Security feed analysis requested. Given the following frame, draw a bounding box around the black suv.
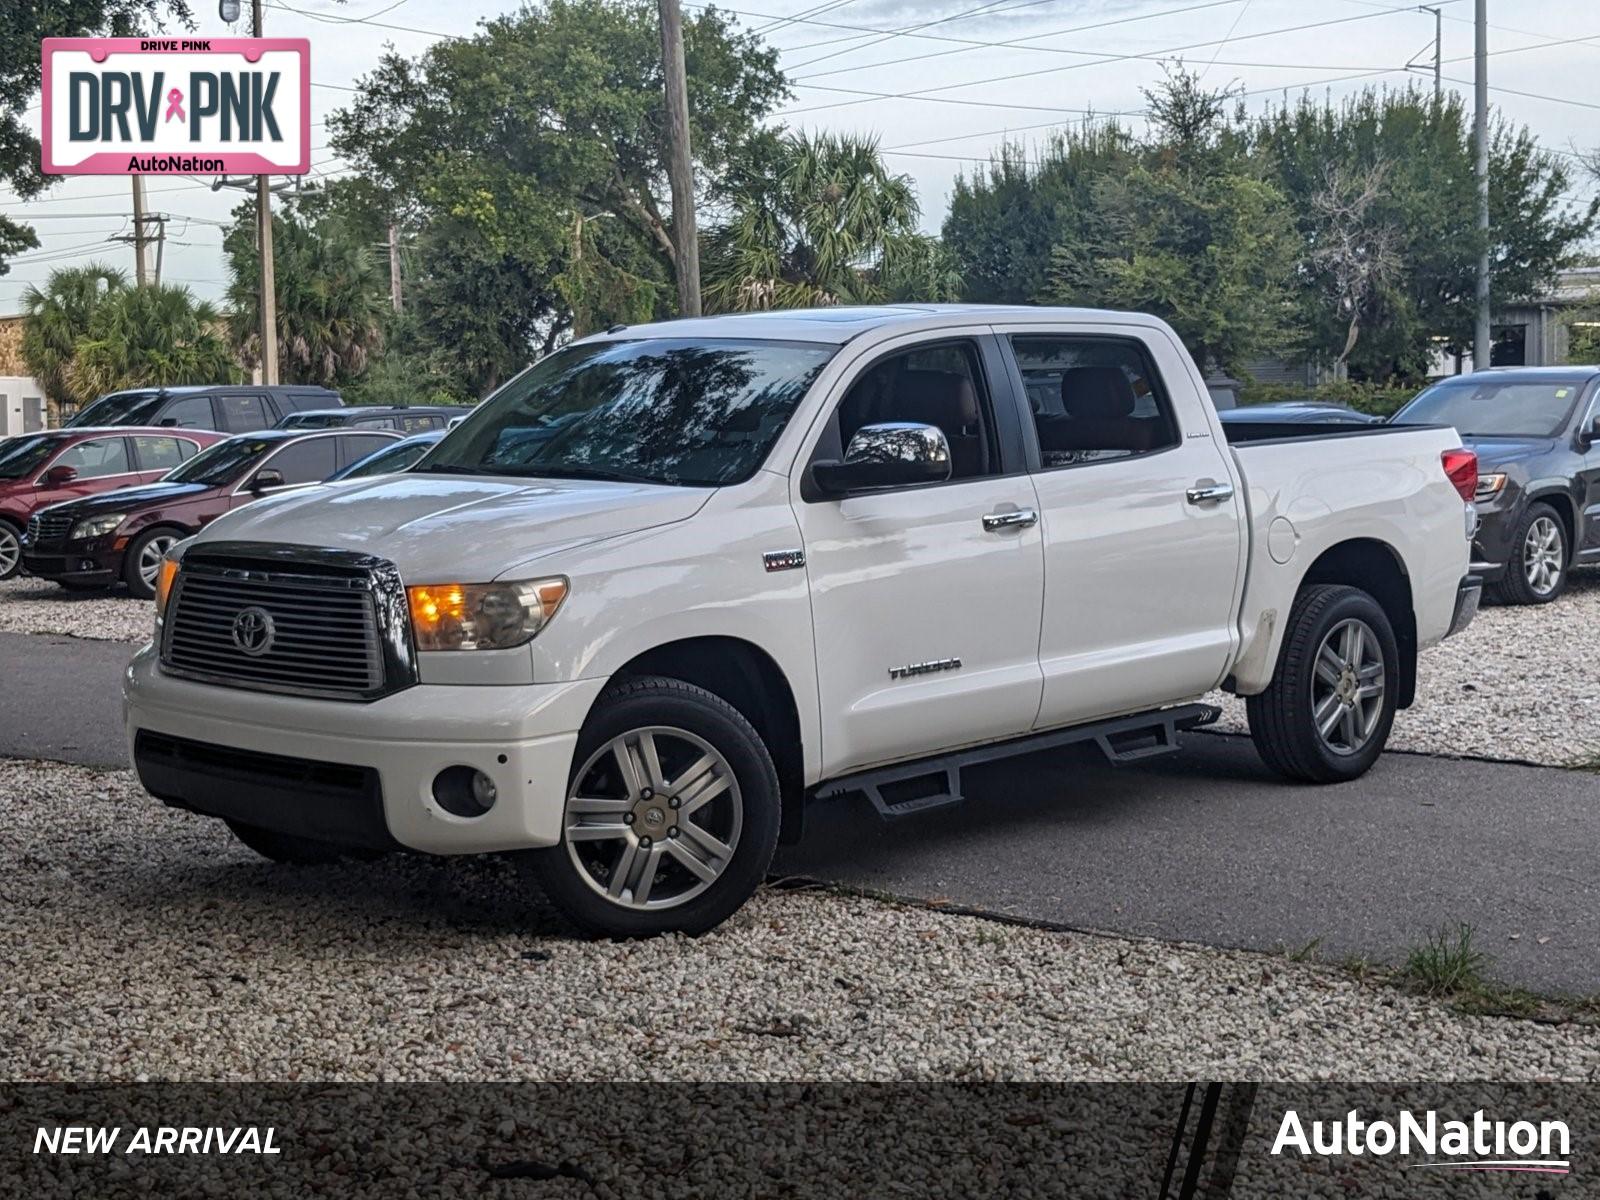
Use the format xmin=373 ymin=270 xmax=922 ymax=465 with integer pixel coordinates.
xmin=1393 ymin=366 xmax=1600 ymax=604
xmin=274 ymin=405 xmax=464 ymax=434
xmin=66 ymin=385 xmax=342 ymax=434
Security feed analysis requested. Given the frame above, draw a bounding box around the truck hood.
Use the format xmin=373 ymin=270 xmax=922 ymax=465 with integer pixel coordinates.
xmin=1461 ymin=435 xmax=1559 ymax=469
xmin=193 ymin=472 xmax=714 ymax=581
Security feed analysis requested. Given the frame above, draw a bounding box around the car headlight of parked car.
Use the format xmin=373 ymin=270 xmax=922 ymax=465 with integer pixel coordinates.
xmin=406 ymin=577 xmax=568 ymax=651
xmin=70 ymin=512 xmax=127 ymax=541
xmin=1474 ymin=473 xmax=1506 ymax=502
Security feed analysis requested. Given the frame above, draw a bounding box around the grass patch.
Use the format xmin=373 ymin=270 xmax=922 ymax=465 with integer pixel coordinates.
xmin=1400 ymin=924 xmax=1485 ymax=996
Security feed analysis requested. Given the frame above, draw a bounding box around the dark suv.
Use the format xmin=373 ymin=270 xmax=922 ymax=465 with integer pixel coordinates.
xmin=275 ymin=405 xmax=463 ymax=433
xmin=1393 ymin=366 xmax=1600 ymax=604
xmin=66 ymin=385 xmax=342 ymax=433
xmin=20 ymin=428 xmax=398 ymax=597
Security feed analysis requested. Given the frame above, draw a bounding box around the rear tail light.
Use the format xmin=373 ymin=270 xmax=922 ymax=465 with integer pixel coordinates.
xmin=1441 ymin=448 xmax=1478 ymax=503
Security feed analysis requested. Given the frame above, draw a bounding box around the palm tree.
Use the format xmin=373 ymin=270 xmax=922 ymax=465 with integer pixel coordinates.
xmin=67 ymin=284 xmax=239 ymax=399
xmin=20 ymin=263 xmax=127 ymax=406
xmin=705 ymin=132 xmax=960 ymax=311
xmin=226 ymin=210 xmax=385 ymax=387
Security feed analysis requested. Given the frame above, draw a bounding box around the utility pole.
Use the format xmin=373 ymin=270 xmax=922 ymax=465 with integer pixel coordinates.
xmin=253 ymin=0 xmax=279 ymax=383
xmin=658 ymin=0 xmax=701 ymax=317
xmin=1473 ymin=0 xmax=1490 ymax=370
xmin=1423 ymin=5 xmax=1442 ymax=100
xmin=388 ymin=223 xmax=403 ymax=312
xmin=130 ymin=176 xmax=150 ymax=285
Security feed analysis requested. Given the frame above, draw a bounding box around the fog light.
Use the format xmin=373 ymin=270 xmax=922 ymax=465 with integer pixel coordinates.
xmin=432 ymin=766 xmax=498 ymax=817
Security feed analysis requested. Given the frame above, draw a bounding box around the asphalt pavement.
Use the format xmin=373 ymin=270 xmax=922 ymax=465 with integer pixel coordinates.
xmin=4 ymin=629 xmax=1597 ymax=993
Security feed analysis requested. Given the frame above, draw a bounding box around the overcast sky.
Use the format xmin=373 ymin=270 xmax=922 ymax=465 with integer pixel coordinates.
xmin=3 ymin=0 xmax=1598 ymax=311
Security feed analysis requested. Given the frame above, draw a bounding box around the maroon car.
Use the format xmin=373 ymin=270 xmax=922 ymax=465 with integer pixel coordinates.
xmin=0 ymin=427 xmax=224 ymax=581
xmin=20 ymin=428 xmax=399 ymax=597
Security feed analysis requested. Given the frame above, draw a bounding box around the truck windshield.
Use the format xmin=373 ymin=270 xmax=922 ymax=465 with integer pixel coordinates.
xmin=417 ymin=338 xmax=836 ymax=487
xmin=1395 ymin=379 xmax=1586 ymax=438
xmin=0 ymin=434 xmax=62 ymax=479
xmin=66 ymin=390 xmax=163 ymax=428
xmin=165 ymin=436 xmax=273 ymax=487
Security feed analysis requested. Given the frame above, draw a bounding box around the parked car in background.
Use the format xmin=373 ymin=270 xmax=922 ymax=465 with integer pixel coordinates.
xmin=1392 ymin=367 xmax=1600 ymax=604
xmin=276 ymin=405 xmax=463 ymax=434
xmin=0 ymin=427 xmax=224 ymax=580
xmin=21 ymin=428 xmax=399 ymax=597
xmin=66 ymin=385 xmax=342 ymax=433
xmin=1218 ymin=401 xmax=1386 ymax=427
xmin=326 ymin=430 xmax=446 ymax=482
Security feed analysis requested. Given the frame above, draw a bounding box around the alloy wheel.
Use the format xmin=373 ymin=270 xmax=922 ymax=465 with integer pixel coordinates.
xmin=1523 ymin=515 xmax=1563 ymax=597
xmin=1310 ymin=617 xmax=1385 ymax=756
xmin=0 ymin=524 xmax=18 ymax=579
xmin=564 ymin=726 xmax=743 ymax=910
xmin=138 ymin=534 xmax=178 ymax=589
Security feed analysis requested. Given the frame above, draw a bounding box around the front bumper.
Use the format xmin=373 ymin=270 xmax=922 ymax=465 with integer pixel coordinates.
xmin=21 ymin=542 xmax=120 ymax=584
xmin=124 ymin=645 xmax=605 ymax=854
xmin=1448 ymin=574 xmax=1482 ymax=638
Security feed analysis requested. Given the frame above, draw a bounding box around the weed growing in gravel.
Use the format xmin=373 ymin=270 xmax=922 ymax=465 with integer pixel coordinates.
xmin=1402 ymin=924 xmax=1485 ymax=996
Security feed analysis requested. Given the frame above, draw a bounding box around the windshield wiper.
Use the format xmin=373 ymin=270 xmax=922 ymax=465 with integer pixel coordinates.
xmin=415 ymin=463 xmax=498 ymax=476
xmin=501 ymin=464 xmax=665 ymax=485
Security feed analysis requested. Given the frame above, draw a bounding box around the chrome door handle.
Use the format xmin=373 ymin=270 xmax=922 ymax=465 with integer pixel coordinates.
xmin=982 ymin=508 xmax=1039 ymax=531
xmin=1185 ymin=482 xmax=1235 ymax=505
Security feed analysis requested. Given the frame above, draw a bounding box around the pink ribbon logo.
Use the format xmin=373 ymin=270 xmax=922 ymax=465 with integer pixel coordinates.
xmin=164 ymin=88 xmax=185 ymax=123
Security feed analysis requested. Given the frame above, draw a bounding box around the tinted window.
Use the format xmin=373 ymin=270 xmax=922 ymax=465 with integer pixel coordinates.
xmin=0 ymin=435 xmax=63 ymax=479
xmin=1395 ymin=378 xmax=1587 ymax=438
xmin=338 ymin=439 xmax=430 ymax=479
xmin=354 ymin=416 xmax=398 ymax=430
xmin=55 ymin=437 xmax=131 ymax=479
xmin=419 ymin=339 xmax=836 ymax=487
xmin=835 ymin=341 xmax=997 ymax=480
xmin=279 ymin=412 xmax=343 ymax=429
xmin=337 ymin=434 xmax=397 ymax=466
xmin=402 ymin=413 xmax=445 ymax=433
xmin=131 ymin=436 xmax=188 ymax=472
xmin=65 ymin=389 xmax=161 ymax=427
xmin=217 ymin=394 xmax=270 ymax=432
xmin=167 ymin=437 xmax=274 ymax=487
xmin=160 ymin=394 xmax=217 ymax=430
xmin=1010 ymin=336 xmax=1180 ymax=467
xmin=265 ymin=437 xmax=338 ymax=484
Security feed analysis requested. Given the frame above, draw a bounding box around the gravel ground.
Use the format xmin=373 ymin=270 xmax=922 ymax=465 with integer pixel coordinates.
xmin=0 ymin=574 xmax=151 ymax=643
xmin=1211 ymin=566 xmax=1600 ymax=767
xmin=3 ymin=757 xmax=1598 ymax=1084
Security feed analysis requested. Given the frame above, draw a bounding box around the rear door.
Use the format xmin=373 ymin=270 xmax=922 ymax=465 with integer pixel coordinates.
xmin=156 ymin=393 xmax=219 ymax=431
xmin=216 ymin=393 xmax=273 ymax=434
xmin=335 ymin=433 xmax=399 ymax=471
xmin=128 ymin=435 xmax=192 ymax=482
xmin=1001 ymin=326 xmax=1244 ymax=729
xmin=1578 ymin=382 xmax=1600 ymax=560
xmin=793 ymin=331 xmax=1045 ymax=776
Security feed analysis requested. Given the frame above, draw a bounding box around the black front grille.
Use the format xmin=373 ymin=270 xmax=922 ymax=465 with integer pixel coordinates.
xmin=160 ymin=546 xmax=414 ymax=701
xmin=24 ymin=511 xmax=73 ymax=545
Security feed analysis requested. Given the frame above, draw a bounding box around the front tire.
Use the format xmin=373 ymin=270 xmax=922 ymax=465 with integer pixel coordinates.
xmin=123 ymin=527 xmax=181 ymax=599
xmin=1488 ymin=502 xmax=1567 ymax=606
xmin=527 ymin=676 xmax=781 ymax=937
xmin=0 ymin=520 xmax=21 ymax=580
xmin=1247 ymin=584 xmax=1398 ymax=783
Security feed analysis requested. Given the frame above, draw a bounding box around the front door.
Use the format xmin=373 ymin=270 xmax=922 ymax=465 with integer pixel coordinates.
xmin=794 ymin=335 xmax=1045 ymax=777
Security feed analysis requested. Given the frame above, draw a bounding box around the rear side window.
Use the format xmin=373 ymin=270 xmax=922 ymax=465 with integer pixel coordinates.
xmin=1010 ymin=336 xmax=1179 ymax=468
xmin=218 ymin=394 xmax=271 ymax=433
xmin=402 ymin=414 xmax=444 ymax=433
xmin=160 ymin=394 xmax=217 ymax=430
xmin=337 ymin=434 xmax=397 ymax=467
xmin=264 ymin=438 xmax=338 ymax=484
xmin=131 ymin=436 xmax=187 ymax=472
xmin=354 ymin=416 xmax=397 ymax=430
xmin=56 ymin=437 xmax=131 ymax=479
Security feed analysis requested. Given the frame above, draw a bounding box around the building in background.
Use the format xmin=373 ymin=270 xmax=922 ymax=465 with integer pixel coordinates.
xmin=0 ymin=315 xmax=48 ymax=435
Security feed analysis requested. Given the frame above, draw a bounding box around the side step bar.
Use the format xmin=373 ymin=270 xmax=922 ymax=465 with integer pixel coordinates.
xmin=813 ymin=703 xmax=1220 ymax=822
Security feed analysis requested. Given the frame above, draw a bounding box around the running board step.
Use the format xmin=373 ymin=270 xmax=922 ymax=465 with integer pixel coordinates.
xmin=815 ymin=703 xmax=1219 ymax=822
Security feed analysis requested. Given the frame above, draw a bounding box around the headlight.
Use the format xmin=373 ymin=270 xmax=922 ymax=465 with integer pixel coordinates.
xmin=1474 ymin=473 xmax=1506 ymax=502
xmin=70 ymin=512 xmax=126 ymax=541
xmin=406 ymin=577 xmax=568 ymax=651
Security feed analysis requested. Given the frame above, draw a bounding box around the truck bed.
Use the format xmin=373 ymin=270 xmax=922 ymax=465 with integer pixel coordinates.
xmin=1220 ymin=420 xmax=1425 ymax=445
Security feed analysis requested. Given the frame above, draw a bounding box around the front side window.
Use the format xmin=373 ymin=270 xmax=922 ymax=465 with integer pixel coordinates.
xmin=1395 ymin=378 xmax=1587 ymax=438
xmin=167 ymin=437 xmax=274 ymax=487
xmin=1011 ymin=336 xmax=1180 ymax=468
xmin=67 ymin=389 xmax=162 ymax=427
xmin=160 ymin=394 xmax=218 ymax=430
xmin=419 ymin=338 xmax=836 ymax=487
xmin=0 ymin=435 xmax=63 ymax=479
xmin=263 ymin=438 xmax=339 ymax=485
xmin=834 ymin=341 xmax=997 ymax=480
xmin=55 ymin=437 xmax=130 ymax=479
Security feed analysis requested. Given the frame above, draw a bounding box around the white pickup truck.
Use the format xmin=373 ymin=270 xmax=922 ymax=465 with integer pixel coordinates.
xmin=124 ymin=306 xmax=1481 ymax=935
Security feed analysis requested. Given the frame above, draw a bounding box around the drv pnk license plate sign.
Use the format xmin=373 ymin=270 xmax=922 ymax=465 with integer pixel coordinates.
xmin=41 ymin=38 xmax=309 ymax=176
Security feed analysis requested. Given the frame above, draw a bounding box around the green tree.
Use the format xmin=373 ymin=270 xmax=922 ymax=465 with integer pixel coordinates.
xmin=704 ymin=132 xmax=956 ymax=310
xmin=0 ymin=2 xmax=192 ymax=273
xmin=224 ymin=201 xmax=386 ymax=389
xmin=66 ymin=283 xmax=237 ymax=399
xmin=20 ymin=263 xmax=127 ymax=404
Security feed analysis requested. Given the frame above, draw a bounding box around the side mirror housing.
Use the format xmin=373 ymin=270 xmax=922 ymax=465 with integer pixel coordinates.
xmin=811 ymin=422 xmax=953 ymax=496
xmin=1582 ymin=414 xmax=1600 ymax=449
xmin=41 ymin=464 xmax=78 ymax=487
xmin=249 ymin=468 xmax=286 ymax=493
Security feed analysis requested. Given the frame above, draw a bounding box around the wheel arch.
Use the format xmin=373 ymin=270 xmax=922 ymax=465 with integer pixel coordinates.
xmin=593 ymin=636 xmax=807 ymax=844
xmin=1297 ymin=538 xmax=1417 ymax=709
xmin=1524 ymin=490 xmax=1577 ymax=561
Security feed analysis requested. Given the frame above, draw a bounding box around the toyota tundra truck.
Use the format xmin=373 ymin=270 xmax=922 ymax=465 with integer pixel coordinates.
xmin=124 ymin=306 xmax=1481 ymax=936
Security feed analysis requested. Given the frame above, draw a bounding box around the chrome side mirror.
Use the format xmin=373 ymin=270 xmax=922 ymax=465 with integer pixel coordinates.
xmin=812 ymin=422 xmax=953 ymax=496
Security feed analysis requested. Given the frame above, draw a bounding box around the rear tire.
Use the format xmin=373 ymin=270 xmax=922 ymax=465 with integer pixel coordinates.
xmin=1487 ymin=502 xmax=1567 ymax=606
xmin=1247 ymin=584 xmax=1398 ymax=783
xmin=225 ymin=819 xmax=354 ymax=865
xmin=526 ymin=675 xmax=781 ymax=938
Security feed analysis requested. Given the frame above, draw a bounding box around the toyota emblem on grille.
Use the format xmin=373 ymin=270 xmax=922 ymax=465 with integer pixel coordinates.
xmin=230 ymin=606 xmax=276 ymax=657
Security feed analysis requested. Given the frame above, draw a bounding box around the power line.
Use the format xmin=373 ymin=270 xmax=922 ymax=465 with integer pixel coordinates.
xmin=785 ymin=0 xmax=1072 ymax=71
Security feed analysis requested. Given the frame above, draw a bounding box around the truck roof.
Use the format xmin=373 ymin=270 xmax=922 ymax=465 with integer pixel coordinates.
xmin=588 ymin=304 xmax=1170 ymax=346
